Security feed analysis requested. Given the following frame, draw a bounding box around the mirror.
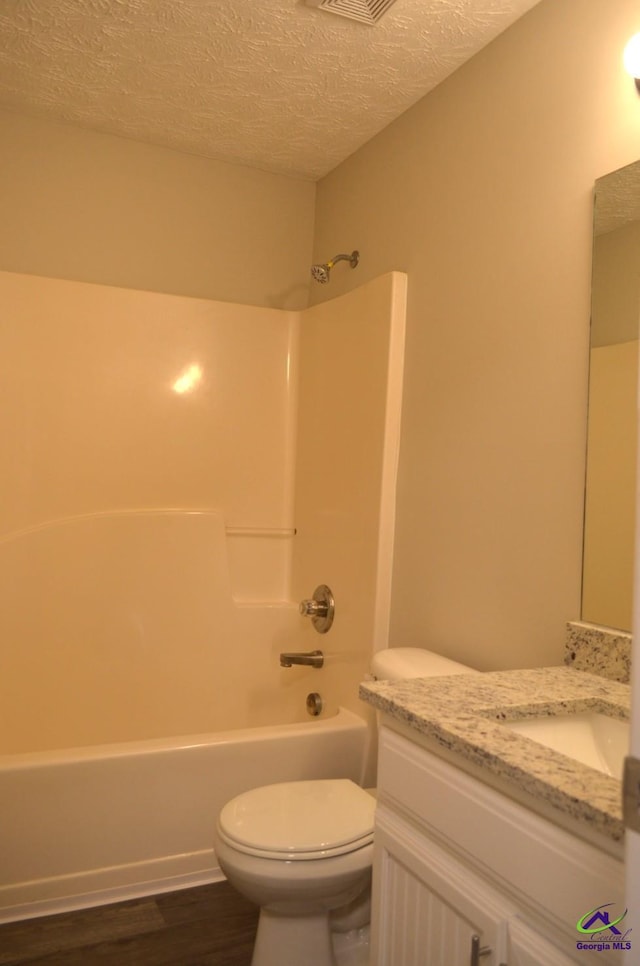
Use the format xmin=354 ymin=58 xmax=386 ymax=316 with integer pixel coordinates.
xmin=581 ymin=160 xmax=640 ymax=632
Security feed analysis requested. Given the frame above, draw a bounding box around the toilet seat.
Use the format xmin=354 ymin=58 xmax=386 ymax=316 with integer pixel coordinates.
xmin=217 ymin=779 xmax=375 ymax=861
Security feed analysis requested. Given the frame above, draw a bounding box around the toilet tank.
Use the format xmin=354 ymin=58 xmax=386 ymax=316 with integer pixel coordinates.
xmin=370 ymin=646 xmax=474 ymax=681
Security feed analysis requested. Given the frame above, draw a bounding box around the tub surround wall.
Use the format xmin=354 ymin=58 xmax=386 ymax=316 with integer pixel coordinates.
xmin=0 ymin=510 xmax=304 ymax=755
xmin=0 ymin=270 xmax=298 ymax=538
xmin=0 ymin=270 xmax=304 ymax=753
xmin=0 ymin=268 xmax=404 ymax=755
xmin=290 ymin=272 xmax=406 ymax=723
xmin=564 ymin=620 xmax=631 ymax=684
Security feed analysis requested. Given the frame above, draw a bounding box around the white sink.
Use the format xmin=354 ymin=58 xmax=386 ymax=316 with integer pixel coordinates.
xmin=503 ymin=712 xmax=628 ymax=779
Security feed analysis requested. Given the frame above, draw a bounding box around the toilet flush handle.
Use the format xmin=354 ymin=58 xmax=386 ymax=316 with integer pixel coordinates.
xmin=299 ymin=584 xmax=334 ymax=634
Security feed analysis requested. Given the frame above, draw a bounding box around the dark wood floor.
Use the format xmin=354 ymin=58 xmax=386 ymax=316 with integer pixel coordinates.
xmin=0 ymin=882 xmax=259 ymax=966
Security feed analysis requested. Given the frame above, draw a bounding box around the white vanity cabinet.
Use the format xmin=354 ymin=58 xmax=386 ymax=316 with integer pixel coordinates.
xmin=373 ymin=807 xmax=509 ymax=964
xmin=371 ymin=724 xmax=625 ymax=966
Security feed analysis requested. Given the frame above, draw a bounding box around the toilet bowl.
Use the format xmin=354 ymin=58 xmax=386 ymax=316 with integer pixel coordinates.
xmin=214 ymin=647 xmax=475 ymax=966
xmin=214 ymin=779 xmax=374 ymax=966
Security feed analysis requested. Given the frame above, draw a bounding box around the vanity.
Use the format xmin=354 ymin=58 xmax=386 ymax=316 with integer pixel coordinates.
xmin=360 ymin=665 xmax=629 ymax=966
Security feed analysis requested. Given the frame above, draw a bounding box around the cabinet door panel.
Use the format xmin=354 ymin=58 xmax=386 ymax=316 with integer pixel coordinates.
xmin=378 ymin=849 xmax=489 ymax=965
xmin=372 ymin=807 xmax=508 ymax=966
xmin=508 ymin=917 xmax=615 ymax=966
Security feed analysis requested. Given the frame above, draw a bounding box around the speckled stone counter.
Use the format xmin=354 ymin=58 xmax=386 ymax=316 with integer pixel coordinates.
xmin=359 ymin=667 xmax=629 ymax=846
xmin=565 ymin=620 xmax=631 ymax=683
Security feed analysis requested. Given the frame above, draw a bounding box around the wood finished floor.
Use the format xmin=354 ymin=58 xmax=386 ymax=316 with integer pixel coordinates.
xmin=0 ymin=883 xmax=259 ymax=966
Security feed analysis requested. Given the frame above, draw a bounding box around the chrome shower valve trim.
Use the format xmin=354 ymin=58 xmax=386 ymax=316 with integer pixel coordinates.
xmin=299 ymin=584 xmax=335 ymax=633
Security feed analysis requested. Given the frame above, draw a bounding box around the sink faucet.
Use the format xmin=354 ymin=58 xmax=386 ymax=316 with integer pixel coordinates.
xmin=280 ymin=650 xmax=324 ymax=669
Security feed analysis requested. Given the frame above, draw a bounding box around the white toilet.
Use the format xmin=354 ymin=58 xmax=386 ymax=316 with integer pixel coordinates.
xmin=213 ymin=647 xmax=474 ymax=966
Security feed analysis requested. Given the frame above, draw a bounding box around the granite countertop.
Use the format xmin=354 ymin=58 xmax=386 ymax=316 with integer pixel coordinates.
xmin=359 ymin=667 xmax=630 ymax=846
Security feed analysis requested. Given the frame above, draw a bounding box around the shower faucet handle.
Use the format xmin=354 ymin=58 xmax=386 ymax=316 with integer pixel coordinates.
xmin=299 ymin=598 xmax=328 ymax=618
xmin=298 ymin=584 xmax=334 ymax=634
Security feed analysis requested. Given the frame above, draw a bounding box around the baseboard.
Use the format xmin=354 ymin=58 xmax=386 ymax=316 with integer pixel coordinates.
xmin=0 ymin=850 xmax=225 ymax=923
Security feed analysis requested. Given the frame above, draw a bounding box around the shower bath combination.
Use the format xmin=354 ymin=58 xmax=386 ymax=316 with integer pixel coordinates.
xmin=0 ymin=266 xmax=407 ymax=931
xmin=311 ymin=250 xmax=359 ymax=283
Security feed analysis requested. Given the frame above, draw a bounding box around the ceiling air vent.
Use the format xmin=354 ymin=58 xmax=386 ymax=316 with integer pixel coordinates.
xmin=305 ymin=0 xmax=399 ymax=26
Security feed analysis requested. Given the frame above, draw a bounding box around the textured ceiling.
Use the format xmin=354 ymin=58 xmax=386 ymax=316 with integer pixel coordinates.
xmin=0 ymin=0 xmax=541 ymax=181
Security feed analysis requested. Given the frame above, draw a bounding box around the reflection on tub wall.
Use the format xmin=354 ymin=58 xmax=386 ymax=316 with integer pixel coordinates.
xmin=0 ymin=509 xmax=298 ymax=753
xmin=0 ymin=270 xmax=300 ymax=754
xmin=0 ymin=270 xmax=297 ymax=537
xmin=0 ymin=269 xmax=406 ymax=757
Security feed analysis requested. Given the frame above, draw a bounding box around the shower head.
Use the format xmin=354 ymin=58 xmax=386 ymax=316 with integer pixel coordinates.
xmin=311 ymin=263 xmax=331 ymax=284
xmin=310 ymin=250 xmax=359 ymax=284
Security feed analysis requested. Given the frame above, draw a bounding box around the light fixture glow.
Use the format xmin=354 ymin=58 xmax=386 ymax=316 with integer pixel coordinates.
xmin=623 ymin=33 xmax=640 ymax=90
xmin=172 ymin=363 xmax=203 ymax=394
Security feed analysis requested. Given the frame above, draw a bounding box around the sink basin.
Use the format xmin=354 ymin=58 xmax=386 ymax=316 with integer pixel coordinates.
xmin=503 ymin=712 xmax=628 ymax=778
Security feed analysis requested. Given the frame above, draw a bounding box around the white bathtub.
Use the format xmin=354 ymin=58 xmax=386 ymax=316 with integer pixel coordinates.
xmin=0 ymin=708 xmax=369 ymax=923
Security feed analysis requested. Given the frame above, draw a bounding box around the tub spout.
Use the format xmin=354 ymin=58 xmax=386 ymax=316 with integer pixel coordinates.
xmin=280 ymin=650 xmax=324 ymax=669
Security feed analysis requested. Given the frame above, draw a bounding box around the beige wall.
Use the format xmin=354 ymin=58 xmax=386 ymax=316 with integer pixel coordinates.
xmin=311 ymin=0 xmax=640 ymax=670
xmin=0 ymin=109 xmax=315 ymax=309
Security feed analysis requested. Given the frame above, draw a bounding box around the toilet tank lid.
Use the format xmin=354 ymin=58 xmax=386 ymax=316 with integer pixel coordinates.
xmin=371 ymin=646 xmax=473 ymax=680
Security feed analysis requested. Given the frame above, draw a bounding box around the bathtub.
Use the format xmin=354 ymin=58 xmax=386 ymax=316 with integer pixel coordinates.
xmin=0 ymin=707 xmax=369 ymax=923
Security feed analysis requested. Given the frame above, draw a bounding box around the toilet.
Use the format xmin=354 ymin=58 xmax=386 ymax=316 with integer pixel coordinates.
xmin=213 ymin=647 xmax=475 ymax=966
